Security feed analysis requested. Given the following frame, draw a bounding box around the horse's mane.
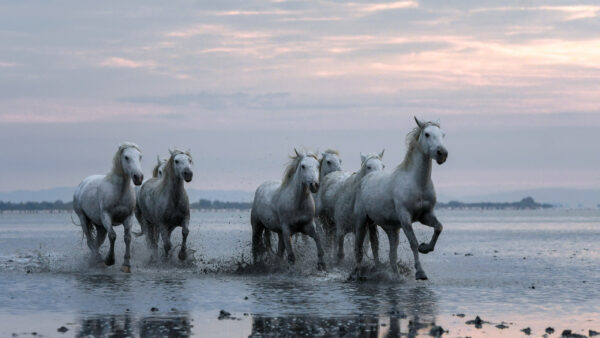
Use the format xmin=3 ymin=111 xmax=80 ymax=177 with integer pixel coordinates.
xmin=152 ymin=156 xmax=167 ymax=178
xmin=282 ymin=152 xmax=318 ymax=186
xmin=111 ymin=142 xmax=141 ymax=177
xmin=397 ymin=121 xmax=440 ymax=170
xmin=160 ymin=149 xmax=193 ymax=184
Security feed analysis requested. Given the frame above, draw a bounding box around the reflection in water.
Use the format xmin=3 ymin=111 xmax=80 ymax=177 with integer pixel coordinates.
xmin=76 ymin=313 xmax=192 ymax=338
xmin=250 ymin=314 xmax=444 ymax=337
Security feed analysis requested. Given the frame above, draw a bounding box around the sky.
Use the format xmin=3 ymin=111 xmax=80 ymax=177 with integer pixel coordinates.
xmin=1 ymin=0 xmax=599 ymax=198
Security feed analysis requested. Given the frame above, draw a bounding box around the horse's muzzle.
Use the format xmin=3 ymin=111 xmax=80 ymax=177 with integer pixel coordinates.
xmin=436 ymin=148 xmax=448 ymax=164
xmin=183 ymin=170 xmax=193 ymax=182
xmin=309 ymin=182 xmax=319 ymax=193
xmin=133 ymin=174 xmax=144 ymax=186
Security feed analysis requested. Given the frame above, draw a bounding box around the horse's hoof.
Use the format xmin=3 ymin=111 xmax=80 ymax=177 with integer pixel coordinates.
xmin=418 ymin=243 xmax=433 ymax=254
xmin=104 ymin=257 xmax=115 ymax=266
xmin=287 ymin=256 xmax=296 ymax=265
xmin=317 ymin=262 xmax=326 ymax=271
xmin=178 ymin=250 xmax=187 ymax=261
xmin=415 ymin=270 xmax=428 ymax=280
xmin=120 ymin=265 xmax=131 ymax=273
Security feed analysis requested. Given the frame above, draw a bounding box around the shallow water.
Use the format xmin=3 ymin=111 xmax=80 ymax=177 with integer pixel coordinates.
xmin=0 ymin=209 xmax=599 ymax=337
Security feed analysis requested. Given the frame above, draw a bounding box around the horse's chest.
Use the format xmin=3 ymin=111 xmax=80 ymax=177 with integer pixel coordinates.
xmin=163 ymin=210 xmax=187 ymax=227
xmin=110 ymin=206 xmax=132 ymax=224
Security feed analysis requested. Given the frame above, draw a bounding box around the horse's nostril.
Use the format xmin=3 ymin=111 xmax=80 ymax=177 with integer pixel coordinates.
xmin=315 ymin=183 xmax=320 ymax=189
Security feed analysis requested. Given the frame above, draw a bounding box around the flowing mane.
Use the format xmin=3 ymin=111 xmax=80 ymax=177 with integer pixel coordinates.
xmin=111 ymin=142 xmax=141 ymax=177
xmin=282 ymin=152 xmax=318 ymax=186
xmin=397 ymin=121 xmax=440 ymax=170
xmin=160 ymin=149 xmax=193 ymax=183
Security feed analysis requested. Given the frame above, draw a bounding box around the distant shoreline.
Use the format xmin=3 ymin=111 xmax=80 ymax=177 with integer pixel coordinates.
xmin=0 ymin=197 xmax=555 ymax=213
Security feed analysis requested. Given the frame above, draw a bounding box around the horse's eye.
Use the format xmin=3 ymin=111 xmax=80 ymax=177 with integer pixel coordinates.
xmin=367 ymin=166 xmax=371 ymax=170
xmin=327 ymin=160 xmax=331 ymax=165
xmin=175 ymin=160 xmax=179 ymax=164
xmin=301 ymin=165 xmax=306 ymax=169
xmin=425 ymin=133 xmax=430 ymax=138
xmin=124 ymin=156 xmax=129 ymax=161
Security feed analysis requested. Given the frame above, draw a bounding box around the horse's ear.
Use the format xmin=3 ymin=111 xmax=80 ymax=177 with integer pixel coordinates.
xmin=360 ymin=152 xmax=367 ymax=163
xmin=169 ymin=149 xmax=174 ymax=156
xmin=379 ymin=149 xmax=385 ymax=158
xmin=294 ymin=148 xmax=300 ymax=157
xmin=156 ymin=155 xmax=161 ymax=164
xmin=414 ymin=116 xmax=425 ymax=128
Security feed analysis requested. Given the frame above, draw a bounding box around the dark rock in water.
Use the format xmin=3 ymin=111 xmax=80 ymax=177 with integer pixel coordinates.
xmin=546 ymin=327 xmax=555 ymax=334
xmin=521 ymin=327 xmax=531 ymax=335
xmin=218 ymin=310 xmax=231 ymax=320
xmin=57 ymin=326 xmax=69 ymax=333
xmin=496 ymin=323 xmax=509 ymax=329
xmin=454 ymin=313 xmax=465 ymax=318
xmin=244 ymin=296 xmax=248 ymax=300
xmin=465 ymin=316 xmax=486 ymax=329
xmin=561 ymin=329 xmax=587 ymax=338
xmin=530 ymin=285 xmax=536 ymax=289
xmin=464 ymin=253 xmax=473 ymax=256
xmin=429 ymin=325 xmax=445 ymax=336
xmin=590 ymin=330 xmax=599 ymax=336
xmin=150 ymin=307 xmax=159 ymax=312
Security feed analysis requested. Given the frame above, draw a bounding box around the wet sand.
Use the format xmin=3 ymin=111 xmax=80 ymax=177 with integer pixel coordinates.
xmin=0 ymin=209 xmax=599 ymax=337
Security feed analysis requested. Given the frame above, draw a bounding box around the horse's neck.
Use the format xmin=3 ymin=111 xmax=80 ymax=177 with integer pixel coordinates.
xmin=401 ymin=148 xmax=432 ymax=187
xmin=162 ymin=172 xmax=184 ymax=200
xmin=285 ymin=172 xmax=310 ymax=205
xmin=107 ymin=171 xmax=131 ymax=193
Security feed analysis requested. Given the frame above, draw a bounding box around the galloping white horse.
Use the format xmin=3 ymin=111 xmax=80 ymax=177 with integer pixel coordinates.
xmin=333 ymin=151 xmax=384 ymax=263
xmin=353 ymin=118 xmax=448 ymax=280
xmin=152 ymin=156 xmax=167 ymax=178
xmin=251 ymin=149 xmax=326 ymax=270
xmin=73 ymin=142 xmax=144 ymax=273
xmin=314 ymin=149 xmax=343 ymax=246
xmin=136 ymin=149 xmax=193 ymax=262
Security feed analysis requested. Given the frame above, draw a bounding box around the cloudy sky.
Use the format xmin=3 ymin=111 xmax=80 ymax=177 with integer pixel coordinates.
xmin=1 ymin=0 xmax=599 ymax=197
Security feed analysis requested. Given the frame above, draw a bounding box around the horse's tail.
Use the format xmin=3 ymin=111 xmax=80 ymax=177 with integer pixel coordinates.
xmin=70 ymin=212 xmax=80 ymax=227
xmin=133 ymin=229 xmax=144 ymax=237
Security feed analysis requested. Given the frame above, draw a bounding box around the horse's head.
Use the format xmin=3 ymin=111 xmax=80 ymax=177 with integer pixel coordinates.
xmin=118 ymin=143 xmax=144 ymax=185
xmin=152 ymin=156 xmax=167 ymax=178
xmin=320 ymin=150 xmax=342 ymax=177
xmin=360 ymin=149 xmax=385 ymax=173
xmin=169 ymin=149 xmax=193 ymax=182
xmin=294 ymin=149 xmax=320 ymax=193
xmin=415 ymin=117 xmax=448 ymax=165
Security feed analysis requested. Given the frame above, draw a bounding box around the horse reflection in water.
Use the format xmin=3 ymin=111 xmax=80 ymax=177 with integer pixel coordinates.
xmin=76 ymin=313 xmax=191 ymax=337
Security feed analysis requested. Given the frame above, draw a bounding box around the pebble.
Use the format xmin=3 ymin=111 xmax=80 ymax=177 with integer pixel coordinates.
xmin=561 ymin=329 xmax=587 ymax=338
xmin=429 ymin=325 xmax=445 ymax=337
xmin=57 ymin=326 xmax=69 ymax=333
xmin=590 ymin=330 xmax=599 ymax=336
xmin=218 ymin=310 xmax=231 ymax=320
xmin=496 ymin=324 xmax=509 ymax=329
xmin=546 ymin=327 xmax=554 ymax=334
xmin=465 ymin=316 xmax=485 ymax=329
xmin=521 ymin=327 xmax=531 ymax=335
xmin=150 ymin=307 xmax=159 ymax=312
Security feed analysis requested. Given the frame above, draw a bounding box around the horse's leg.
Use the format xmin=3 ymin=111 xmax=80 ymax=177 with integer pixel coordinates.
xmin=263 ymin=229 xmax=273 ymax=254
xmin=276 ymin=232 xmax=285 ymax=258
xmin=120 ymin=216 xmax=133 ymax=273
xmin=251 ymin=219 xmax=265 ymax=263
xmin=304 ymin=221 xmax=326 ymax=271
xmin=160 ymin=226 xmax=173 ymax=261
xmin=367 ymin=223 xmax=380 ymax=266
xmin=178 ymin=217 xmax=190 ymax=261
xmin=418 ymin=212 xmax=443 ymax=254
xmin=101 ymin=212 xmax=116 ymax=266
xmin=385 ymin=227 xmax=400 ymax=276
xmin=354 ymin=217 xmax=368 ymax=268
xmin=281 ymin=224 xmax=295 ymax=264
xmin=335 ymin=224 xmax=345 ymax=263
xmin=140 ymin=217 xmax=158 ymax=263
xmin=397 ymin=210 xmax=427 ymax=280
xmin=94 ymin=225 xmax=107 ymax=264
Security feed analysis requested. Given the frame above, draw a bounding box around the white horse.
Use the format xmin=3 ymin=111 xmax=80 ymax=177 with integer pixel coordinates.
xmin=135 ymin=149 xmax=193 ymax=262
xmin=251 ymin=149 xmax=326 ymax=270
xmin=314 ymin=149 xmax=343 ymax=246
xmin=353 ymin=117 xmax=448 ymax=280
xmin=333 ymin=151 xmax=385 ymax=263
xmin=152 ymin=156 xmax=167 ymax=178
xmin=73 ymin=142 xmax=144 ymax=273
